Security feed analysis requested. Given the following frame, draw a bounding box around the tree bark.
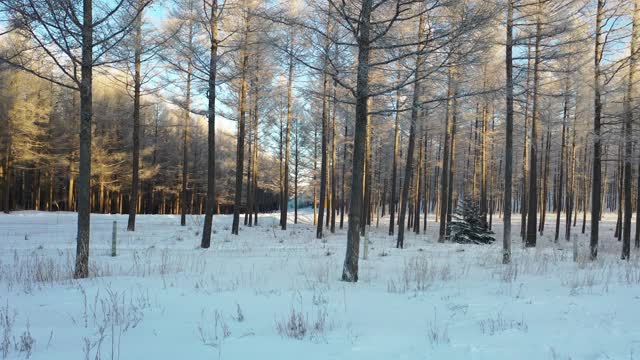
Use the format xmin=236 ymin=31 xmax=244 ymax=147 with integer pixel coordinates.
xmin=565 ymin=111 xmax=577 ymax=241
xmin=317 ymin=15 xmax=331 ymax=240
xmin=180 ymin=71 xmax=191 ymax=227
xmin=313 ymin=120 xmax=317 ymax=225
xmin=539 ymin=128 xmax=550 ymax=234
xmin=521 ymin=40 xmax=532 ymax=239
xmin=615 ymin=146 xmax=623 ymax=239
xmin=555 ymin=81 xmax=568 ymax=242
xmin=503 ymin=0 xmax=514 ymax=264
xmin=397 ymin=14 xmax=425 ymax=248
xmin=582 ymin=148 xmax=589 ymax=234
xmin=318 ymin=123 xmax=328 ymax=229
xmin=480 ymin=104 xmax=488 ymax=224
xmin=622 ymin=0 xmax=638 ymax=258
xmin=447 ymin=85 xmax=458 ymax=233
xmin=330 ymin=80 xmax=337 ymax=233
xmin=590 ymin=0 xmax=604 ymax=259
xmin=74 ymin=0 xmax=93 ymax=279
xmin=127 ymin=4 xmax=143 ymax=232
xmin=340 ymin=117 xmax=347 ymax=229
xmin=294 ymin=117 xmax=299 ymax=224
xmin=232 ymin=16 xmax=249 ymax=235
xmin=245 ymin=126 xmax=252 ymax=226
xmin=342 ymin=0 xmax=372 ymax=282
xmin=635 ymin=161 xmax=640 ymax=248
xmin=438 ymin=69 xmax=454 ymax=243
xmin=526 ymin=0 xmax=542 ymax=248
xmin=2 ymin=118 xmax=10 ymax=214
xmin=281 ymin=47 xmax=294 ymax=230
xmin=413 ymin=125 xmax=424 ymax=234
xmin=181 ymin=19 xmax=194 ymax=227
xmin=361 ymin=100 xmax=372 ymax=235
xmin=252 ymin=91 xmax=259 ymax=226
xmin=389 ymin=81 xmax=401 ymax=236
xmin=423 ymin=132 xmax=429 ymax=232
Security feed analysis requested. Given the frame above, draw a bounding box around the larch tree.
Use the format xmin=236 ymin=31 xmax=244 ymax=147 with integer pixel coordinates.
xmin=232 ymin=2 xmax=251 ymax=236
xmin=590 ymin=0 xmax=604 ymax=259
xmin=503 ymin=0 xmax=514 ymax=264
xmin=525 ymin=0 xmax=543 ymax=248
xmin=622 ymin=0 xmax=638 ymax=260
xmin=397 ymin=13 xmax=426 ymax=249
xmin=201 ymin=0 xmax=223 ymax=248
xmin=0 ymin=0 xmax=151 ymax=278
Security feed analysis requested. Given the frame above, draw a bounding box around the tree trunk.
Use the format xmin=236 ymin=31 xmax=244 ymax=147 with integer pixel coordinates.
xmin=245 ymin=110 xmax=253 ymax=226
xmin=361 ymin=101 xmax=372 ymax=235
xmin=622 ymin=0 xmax=637 ymax=258
xmin=389 ymin=81 xmax=401 ymax=236
xmin=555 ymin=83 xmax=568 ymax=242
xmin=489 ymin=115 xmax=496 ymax=230
xmin=313 ymin=121 xmax=317 ymax=225
xmin=503 ymin=0 xmax=514 ymax=264
xmin=340 ymin=118 xmax=347 ymax=229
xmin=432 ymin=140 xmax=439 ymax=218
xmin=281 ymin=48 xmax=294 ymax=230
xmin=330 ymin=80 xmax=337 ymax=233
xmin=480 ymin=74 xmax=489 ymax=225
xmin=582 ymin=148 xmax=589 ymax=234
xmin=464 ymin=108 xmax=474 ymax=198
xmin=565 ymin=111 xmax=577 ymax=241
xmin=526 ymin=0 xmax=542 ymax=248
xmin=294 ymin=117 xmax=299 ymax=224
xmin=180 ymin=72 xmax=191 ymax=227
xmin=397 ymin=14 xmax=425 ymax=248
xmin=279 ymin=114 xmax=284 ymax=225
xmin=635 ymin=161 xmax=640 ymax=249
xmin=342 ymin=0 xmax=372 ymax=282
xmin=232 ymin=17 xmax=249 ymax=235
xmin=2 ymin=123 xmax=10 ymax=214
xmin=591 ymin=0 xmax=604 ymax=259
xmin=127 ymin=4 xmax=143 ymax=232
xmin=615 ymin=146 xmax=623 ymax=238
xmin=447 ymin=85 xmax=458 ymax=233
xmin=74 ymin=0 xmax=93 ymax=279
xmin=317 ymin=15 xmax=331 ymax=240
xmin=521 ymin=40 xmax=532 ymax=239
xmin=438 ymin=69 xmax=454 ymax=243
xmin=539 ymin=128 xmax=550 ymax=235
xmin=252 ymin=91 xmax=259 ymax=226
xmin=181 ymin=20 xmax=194 ymax=227
xmin=201 ymin=1 xmax=218 ymax=247
xmin=423 ymin=133 xmax=430 ymax=232
xmin=413 ymin=125 xmax=424 ymax=234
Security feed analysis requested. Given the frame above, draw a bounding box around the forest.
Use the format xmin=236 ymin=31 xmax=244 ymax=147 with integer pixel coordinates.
xmin=1 ymin=1 xmax=640 ymax=358
xmin=1 ymin=0 xmax=639 ymax=281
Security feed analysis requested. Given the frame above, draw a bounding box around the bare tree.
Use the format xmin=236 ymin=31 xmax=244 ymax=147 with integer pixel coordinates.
xmin=397 ymin=13 xmax=426 ymax=249
xmin=0 ymin=0 xmax=150 ymax=278
xmin=503 ymin=0 xmax=514 ymax=264
xmin=525 ymin=0 xmax=543 ymax=248
xmin=232 ymin=6 xmax=250 ymax=236
xmin=622 ymin=0 xmax=638 ymax=259
xmin=281 ymin=33 xmax=295 ymax=231
xmin=127 ymin=0 xmax=145 ymax=231
xmin=590 ymin=0 xmax=604 ymax=259
xmin=201 ymin=0 xmax=222 ymax=248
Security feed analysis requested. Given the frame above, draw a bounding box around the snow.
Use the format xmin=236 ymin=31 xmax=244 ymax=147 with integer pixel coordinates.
xmin=0 ymin=210 xmax=639 ymax=359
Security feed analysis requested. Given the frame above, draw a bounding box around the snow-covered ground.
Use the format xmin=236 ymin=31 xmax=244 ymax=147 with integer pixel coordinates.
xmin=0 ymin=210 xmax=639 ymax=359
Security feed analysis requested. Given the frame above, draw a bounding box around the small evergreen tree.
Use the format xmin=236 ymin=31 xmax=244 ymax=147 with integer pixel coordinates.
xmin=447 ymin=197 xmax=495 ymax=244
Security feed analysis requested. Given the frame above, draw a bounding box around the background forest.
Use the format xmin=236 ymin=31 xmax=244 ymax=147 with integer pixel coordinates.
xmin=0 ymin=0 xmax=639 ymax=280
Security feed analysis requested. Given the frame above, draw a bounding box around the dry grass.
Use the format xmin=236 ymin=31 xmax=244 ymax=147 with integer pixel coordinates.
xmin=387 ymin=257 xmax=464 ymax=293
xmin=478 ymin=311 xmax=528 ymax=336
